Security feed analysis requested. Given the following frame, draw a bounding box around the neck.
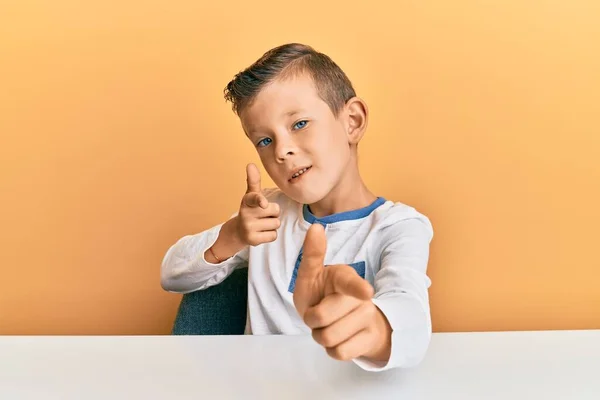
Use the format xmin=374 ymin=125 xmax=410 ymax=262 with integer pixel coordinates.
xmin=307 ymin=158 xmax=377 ymax=218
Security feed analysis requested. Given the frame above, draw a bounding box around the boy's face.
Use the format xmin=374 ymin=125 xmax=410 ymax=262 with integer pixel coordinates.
xmin=240 ymin=73 xmax=355 ymax=205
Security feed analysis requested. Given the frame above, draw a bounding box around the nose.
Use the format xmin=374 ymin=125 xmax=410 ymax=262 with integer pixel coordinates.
xmin=274 ymin=135 xmax=297 ymax=163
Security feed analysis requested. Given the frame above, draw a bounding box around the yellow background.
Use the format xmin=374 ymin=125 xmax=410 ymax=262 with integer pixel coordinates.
xmin=1 ymin=1 xmax=599 ymax=334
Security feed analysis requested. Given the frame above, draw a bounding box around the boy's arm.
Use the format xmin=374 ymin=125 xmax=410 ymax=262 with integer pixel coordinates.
xmin=355 ymin=216 xmax=434 ymax=371
xmin=160 ymin=215 xmax=249 ymax=294
xmin=161 ymin=164 xmax=281 ymax=294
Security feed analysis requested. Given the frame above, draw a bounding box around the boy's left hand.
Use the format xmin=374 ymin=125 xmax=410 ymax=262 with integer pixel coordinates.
xmin=293 ymin=224 xmax=392 ymax=363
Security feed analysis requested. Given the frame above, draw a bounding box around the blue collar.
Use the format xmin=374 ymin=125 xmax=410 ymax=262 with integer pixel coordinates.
xmin=302 ymin=197 xmax=386 ymax=225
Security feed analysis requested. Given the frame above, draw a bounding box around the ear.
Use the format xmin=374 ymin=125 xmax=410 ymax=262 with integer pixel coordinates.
xmin=343 ymin=97 xmax=368 ymax=146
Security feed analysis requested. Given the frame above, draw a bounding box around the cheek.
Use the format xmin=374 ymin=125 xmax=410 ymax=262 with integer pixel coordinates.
xmin=315 ymin=124 xmax=346 ymax=153
xmin=261 ymin=159 xmax=288 ymax=185
xmin=322 ymin=129 xmax=350 ymax=164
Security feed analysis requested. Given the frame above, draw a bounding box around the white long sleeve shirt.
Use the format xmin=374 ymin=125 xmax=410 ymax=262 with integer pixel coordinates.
xmin=161 ymin=188 xmax=434 ymax=371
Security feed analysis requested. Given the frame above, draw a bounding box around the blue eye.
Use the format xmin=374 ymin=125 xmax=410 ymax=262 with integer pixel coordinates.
xmin=293 ymin=120 xmax=308 ymax=130
xmin=257 ymin=137 xmax=272 ymax=148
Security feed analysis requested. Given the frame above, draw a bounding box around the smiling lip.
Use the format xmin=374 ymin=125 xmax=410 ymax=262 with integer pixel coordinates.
xmin=288 ymin=166 xmax=312 ymax=182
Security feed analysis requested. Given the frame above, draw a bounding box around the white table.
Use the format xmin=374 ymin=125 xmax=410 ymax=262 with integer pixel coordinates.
xmin=1 ymin=330 xmax=599 ymax=399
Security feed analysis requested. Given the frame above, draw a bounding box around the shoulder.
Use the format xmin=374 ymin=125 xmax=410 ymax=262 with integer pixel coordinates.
xmin=374 ymin=200 xmax=434 ymax=243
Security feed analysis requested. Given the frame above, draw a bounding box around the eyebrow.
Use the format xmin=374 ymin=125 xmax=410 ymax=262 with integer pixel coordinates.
xmin=245 ymin=109 xmax=308 ymax=137
xmin=285 ymin=109 xmax=306 ymax=117
xmin=245 ymin=127 xmax=263 ymax=139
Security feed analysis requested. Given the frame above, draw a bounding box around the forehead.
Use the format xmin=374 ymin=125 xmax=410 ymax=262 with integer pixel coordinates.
xmin=240 ymin=73 xmax=328 ymax=131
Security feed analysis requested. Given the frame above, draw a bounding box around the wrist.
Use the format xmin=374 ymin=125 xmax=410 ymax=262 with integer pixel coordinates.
xmin=205 ymin=217 xmax=245 ymax=263
xmin=223 ymin=216 xmax=245 ymax=248
xmin=364 ymin=307 xmax=392 ymax=362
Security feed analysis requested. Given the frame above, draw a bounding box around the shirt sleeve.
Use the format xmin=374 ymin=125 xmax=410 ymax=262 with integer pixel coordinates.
xmin=160 ymin=217 xmax=249 ymax=294
xmin=353 ymin=214 xmax=434 ymax=371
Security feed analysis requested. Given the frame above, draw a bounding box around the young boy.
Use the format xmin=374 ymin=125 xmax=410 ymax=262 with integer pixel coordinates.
xmin=161 ymin=43 xmax=433 ymax=372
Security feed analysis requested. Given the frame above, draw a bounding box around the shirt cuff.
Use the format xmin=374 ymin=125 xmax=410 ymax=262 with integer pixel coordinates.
xmin=199 ymin=223 xmax=228 ymax=266
xmin=198 ymin=222 xmax=246 ymax=267
xmin=352 ymin=295 xmax=432 ymax=372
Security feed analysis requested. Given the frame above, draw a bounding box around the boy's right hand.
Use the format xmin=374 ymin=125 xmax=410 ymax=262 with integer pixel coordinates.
xmin=235 ymin=163 xmax=281 ymax=246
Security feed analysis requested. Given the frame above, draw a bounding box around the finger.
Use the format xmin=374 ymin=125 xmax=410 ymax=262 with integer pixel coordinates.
xmin=245 ymin=163 xmax=262 ymax=194
xmin=311 ymin=302 xmax=375 ymax=348
xmin=253 ymin=217 xmax=281 ymax=232
xmin=326 ymin=329 xmax=374 ymax=361
xmin=303 ymin=293 xmax=363 ymax=329
xmin=262 ymin=202 xmax=280 ymax=218
xmin=248 ymin=231 xmax=278 ymax=246
xmin=243 ymin=192 xmax=268 ymax=209
xmin=327 ymin=265 xmax=374 ymax=300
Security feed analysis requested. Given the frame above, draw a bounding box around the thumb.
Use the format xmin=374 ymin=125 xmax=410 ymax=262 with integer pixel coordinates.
xmin=293 ymin=224 xmax=327 ymax=316
xmin=298 ymin=223 xmax=327 ymax=281
xmin=246 ymin=163 xmax=262 ymax=194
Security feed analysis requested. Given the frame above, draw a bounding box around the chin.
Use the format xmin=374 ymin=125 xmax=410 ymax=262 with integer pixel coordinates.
xmin=281 ymin=186 xmax=328 ymax=206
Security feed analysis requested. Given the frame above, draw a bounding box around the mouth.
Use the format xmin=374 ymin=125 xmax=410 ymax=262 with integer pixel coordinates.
xmin=288 ymin=166 xmax=312 ymax=183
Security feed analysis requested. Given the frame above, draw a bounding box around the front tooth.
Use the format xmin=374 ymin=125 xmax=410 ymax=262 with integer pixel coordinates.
xmin=292 ymin=168 xmax=308 ymax=178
